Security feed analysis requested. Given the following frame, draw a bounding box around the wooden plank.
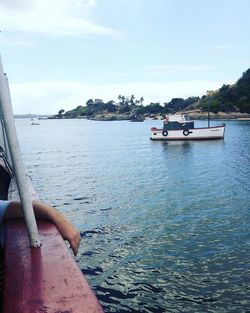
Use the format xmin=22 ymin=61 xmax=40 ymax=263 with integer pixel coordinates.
xmin=2 ymin=219 xmax=103 ymax=313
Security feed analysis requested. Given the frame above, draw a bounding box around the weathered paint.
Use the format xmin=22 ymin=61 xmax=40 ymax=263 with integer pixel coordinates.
xmin=2 ymin=219 xmax=103 ymax=313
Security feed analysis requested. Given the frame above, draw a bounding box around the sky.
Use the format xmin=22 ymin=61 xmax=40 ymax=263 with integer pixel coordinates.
xmin=0 ymin=0 xmax=250 ymax=114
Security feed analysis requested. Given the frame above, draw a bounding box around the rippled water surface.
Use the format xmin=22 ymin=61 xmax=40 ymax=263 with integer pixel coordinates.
xmin=16 ymin=118 xmax=250 ymax=312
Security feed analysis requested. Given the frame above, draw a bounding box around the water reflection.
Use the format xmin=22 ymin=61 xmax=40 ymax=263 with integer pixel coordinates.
xmin=160 ymin=140 xmax=191 ymax=154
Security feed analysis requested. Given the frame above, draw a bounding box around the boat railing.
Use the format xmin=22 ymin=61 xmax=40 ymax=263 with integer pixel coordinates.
xmin=0 ymin=55 xmax=41 ymax=247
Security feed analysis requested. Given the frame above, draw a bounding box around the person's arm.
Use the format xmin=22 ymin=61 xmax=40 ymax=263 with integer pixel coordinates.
xmin=3 ymin=201 xmax=80 ymax=256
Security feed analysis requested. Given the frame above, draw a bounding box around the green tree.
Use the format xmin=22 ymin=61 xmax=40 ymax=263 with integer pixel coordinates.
xmin=144 ymin=102 xmax=163 ymax=114
xmin=86 ymin=99 xmax=94 ymax=106
xmin=104 ymin=100 xmax=117 ymax=113
xmin=58 ymin=109 xmax=65 ymax=117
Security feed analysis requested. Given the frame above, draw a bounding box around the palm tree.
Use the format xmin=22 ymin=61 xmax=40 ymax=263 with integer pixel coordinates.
xmin=130 ymin=94 xmax=135 ymax=105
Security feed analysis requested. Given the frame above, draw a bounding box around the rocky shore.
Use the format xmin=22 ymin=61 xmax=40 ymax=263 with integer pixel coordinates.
xmin=184 ymin=110 xmax=250 ymax=120
xmin=90 ymin=110 xmax=250 ymax=121
xmin=48 ymin=110 xmax=250 ymax=121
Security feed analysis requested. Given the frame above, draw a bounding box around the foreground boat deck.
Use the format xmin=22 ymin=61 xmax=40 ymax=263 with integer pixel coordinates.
xmin=2 ymin=220 xmax=103 ymax=313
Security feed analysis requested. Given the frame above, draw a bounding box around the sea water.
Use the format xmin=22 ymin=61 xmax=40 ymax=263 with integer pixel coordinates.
xmin=16 ymin=118 xmax=250 ymax=313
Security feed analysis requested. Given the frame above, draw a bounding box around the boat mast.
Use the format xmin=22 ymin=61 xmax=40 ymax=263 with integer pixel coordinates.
xmin=0 ymin=55 xmax=41 ymax=247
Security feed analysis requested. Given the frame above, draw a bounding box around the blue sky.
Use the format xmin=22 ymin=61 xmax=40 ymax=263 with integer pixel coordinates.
xmin=0 ymin=0 xmax=249 ymax=114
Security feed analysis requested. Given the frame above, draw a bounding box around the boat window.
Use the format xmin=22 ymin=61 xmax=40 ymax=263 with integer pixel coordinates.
xmin=183 ymin=114 xmax=189 ymax=121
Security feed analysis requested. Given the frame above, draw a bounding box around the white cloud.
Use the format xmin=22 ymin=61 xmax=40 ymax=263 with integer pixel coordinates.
xmin=0 ymin=0 xmax=118 ymax=37
xmin=111 ymin=64 xmax=215 ymax=80
xmin=0 ymin=0 xmax=31 ymax=11
xmin=0 ymin=35 xmax=34 ymax=47
xmin=9 ymin=79 xmax=225 ymax=114
xmin=144 ymin=65 xmax=215 ymax=74
xmin=210 ymin=44 xmax=250 ymax=53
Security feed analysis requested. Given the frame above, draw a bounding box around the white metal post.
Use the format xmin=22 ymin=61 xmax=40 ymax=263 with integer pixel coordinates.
xmin=0 ymin=55 xmax=40 ymax=247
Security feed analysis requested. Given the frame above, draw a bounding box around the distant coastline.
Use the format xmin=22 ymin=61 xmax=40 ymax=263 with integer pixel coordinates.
xmin=14 ymin=114 xmax=50 ymax=119
xmin=91 ymin=111 xmax=250 ymax=121
xmin=174 ymin=110 xmax=250 ymax=121
xmin=14 ymin=111 xmax=250 ymax=121
xmin=45 ymin=110 xmax=250 ymax=121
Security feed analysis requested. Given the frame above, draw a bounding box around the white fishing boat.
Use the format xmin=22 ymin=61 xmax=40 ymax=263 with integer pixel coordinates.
xmin=150 ymin=114 xmax=225 ymax=141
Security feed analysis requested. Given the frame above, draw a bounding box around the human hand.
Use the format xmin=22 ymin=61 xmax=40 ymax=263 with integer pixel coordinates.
xmin=55 ymin=216 xmax=81 ymax=256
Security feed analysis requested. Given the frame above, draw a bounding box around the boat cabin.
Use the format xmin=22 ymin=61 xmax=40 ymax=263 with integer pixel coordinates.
xmin=163 ymin=114 xmax=194 ymax=131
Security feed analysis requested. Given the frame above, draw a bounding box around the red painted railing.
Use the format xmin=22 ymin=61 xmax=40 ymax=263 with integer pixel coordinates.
xmin=2 ymin=220 xmax=103 ymax=313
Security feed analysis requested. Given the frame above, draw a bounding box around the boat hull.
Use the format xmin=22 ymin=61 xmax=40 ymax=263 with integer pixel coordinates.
xmin=3 ymin=220 xmax=103 ymax=313
xmin=150 ymin=125 xmax=225 ymax=141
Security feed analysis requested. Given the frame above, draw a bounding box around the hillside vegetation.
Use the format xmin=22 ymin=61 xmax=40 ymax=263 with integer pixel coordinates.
xmin=55 ymin=68 xmax=250 ymax=119
xmin=196 ymin=68 xmax=250 ymax=114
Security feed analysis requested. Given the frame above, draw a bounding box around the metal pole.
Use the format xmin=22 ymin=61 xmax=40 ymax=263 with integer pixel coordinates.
xmin=0 ymin=115 xmax=8 ymax=156
xmin=0 ymin=55 xmax=40 ymax=247
xmin=208 ymin=100 xmax=210 ymax=128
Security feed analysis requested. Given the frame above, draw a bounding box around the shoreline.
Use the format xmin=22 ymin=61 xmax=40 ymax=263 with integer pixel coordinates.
xmin=43 ymin=111 xmax=250 ymax=121
xmin=146 ymin=111 xmax=250 ymax=121
xmin=87 ymin=111 xmax=250 ymax=121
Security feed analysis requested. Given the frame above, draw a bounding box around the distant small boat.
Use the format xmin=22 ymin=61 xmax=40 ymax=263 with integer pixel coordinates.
xmin=150 ymin=114 xmax=225 ymax=141
xmin=31 ymin=122 xmax=40 ymax=125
